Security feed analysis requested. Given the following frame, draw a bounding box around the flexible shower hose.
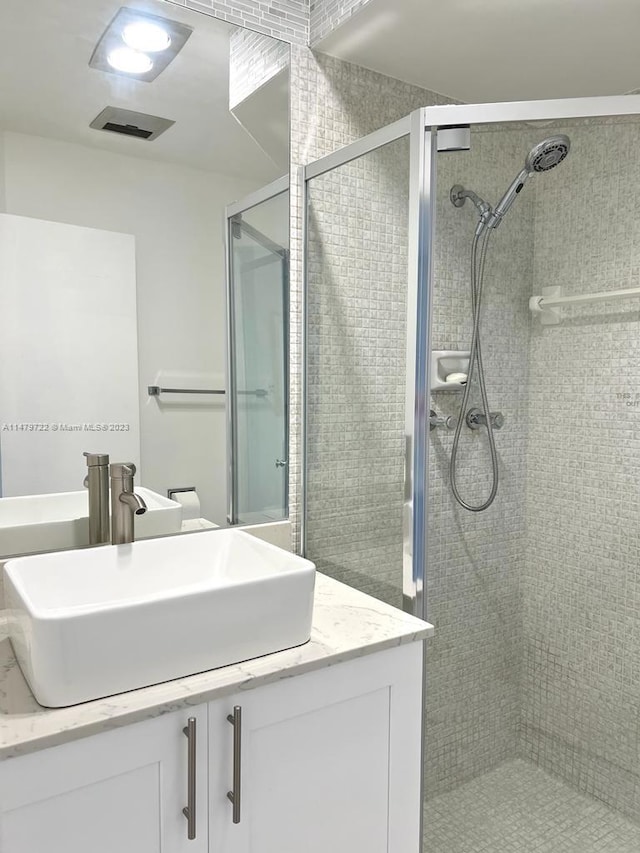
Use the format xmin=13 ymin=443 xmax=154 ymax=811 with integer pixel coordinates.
xmin=448 ymin=228 xmax=500 ymax=512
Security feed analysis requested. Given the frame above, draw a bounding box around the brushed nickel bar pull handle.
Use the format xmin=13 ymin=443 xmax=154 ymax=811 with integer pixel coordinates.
xmin=226 ymin=706 xmax=242 ymax=824
xmin=182 ymin=717 xmax=197 ymax=840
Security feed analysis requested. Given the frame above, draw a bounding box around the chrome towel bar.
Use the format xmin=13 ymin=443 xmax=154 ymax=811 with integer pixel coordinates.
xmin=148 ymin=386 xmax=268 ymax=398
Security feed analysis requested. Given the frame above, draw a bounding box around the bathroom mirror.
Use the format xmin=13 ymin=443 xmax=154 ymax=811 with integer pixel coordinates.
xmin=0 ymin=0 xmax=290 ymax=558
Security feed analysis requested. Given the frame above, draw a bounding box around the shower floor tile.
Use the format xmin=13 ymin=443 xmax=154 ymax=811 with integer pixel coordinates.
xmin=424 ymin=758 xmax=640 ymax=852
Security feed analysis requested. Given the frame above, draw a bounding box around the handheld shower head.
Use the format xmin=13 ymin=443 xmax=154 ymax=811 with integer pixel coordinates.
xmin=489 ymin=134 xmax=571 ymax=228
xmin=525 ymin=135 xmax=571 ymax=173
xmin=450 ymin=135 xmax=571 ymax=232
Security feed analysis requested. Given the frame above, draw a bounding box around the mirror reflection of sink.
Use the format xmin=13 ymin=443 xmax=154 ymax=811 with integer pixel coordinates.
xmin=0 ymin=488 xmax=183 ymax=557
xmin=4 ymin=529 xmax=316 ymax=707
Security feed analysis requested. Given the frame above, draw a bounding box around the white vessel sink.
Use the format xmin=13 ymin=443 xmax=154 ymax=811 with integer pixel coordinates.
xmin=0 ymin=487 xmax=182 ymax=557
xmin=4 ymin=529 xmax=316 ymax=707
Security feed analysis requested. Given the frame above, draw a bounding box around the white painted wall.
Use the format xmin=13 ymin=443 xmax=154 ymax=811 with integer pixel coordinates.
xmin=0 ymin=133 xmax=5 ymax=212
xmin=244 ymin=189 xmax=289 ymax=247
xmin=2 ymin=131 xmax=260 ymax=523
xmin=0 ymin=214 xmax=139 ymax=496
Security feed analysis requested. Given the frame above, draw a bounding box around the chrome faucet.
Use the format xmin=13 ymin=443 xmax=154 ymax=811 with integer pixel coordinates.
xmin=110 ymin=463 xmax=147 ymax=545
xmin=83 ymin=452 xmax=110 ymax=545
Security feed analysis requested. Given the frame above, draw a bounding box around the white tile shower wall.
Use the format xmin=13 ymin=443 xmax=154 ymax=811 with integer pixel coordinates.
xmin=520 ymin=119 xmax=640 ymax=821
xmin=288 ymin=48 xmax=451 ymax=553
xmin=301 ymin=83 xmax=538 ymax=798
xmin=286 ymin=32 xmax=640 ymax=817
xmin=295 ymin=50 xmax=450 ymax=571
xmin=229 ymin=28 xmax=289 ymax=108
xmin=309 ymin=0 xmax=372 ymax=44
xmin=424 ymin=130 xmax=534 ymax=797
xmin=164 ymin=0 xmax=308 ymax=44
xmin=306 ymin=136 xmax=411 ymax=607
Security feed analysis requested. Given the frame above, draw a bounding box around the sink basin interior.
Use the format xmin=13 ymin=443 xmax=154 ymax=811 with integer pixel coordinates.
xmin=0 ymin=491 xmax=90 ymax=526
xmin=9 ymin=529 xmax=307 ymax=613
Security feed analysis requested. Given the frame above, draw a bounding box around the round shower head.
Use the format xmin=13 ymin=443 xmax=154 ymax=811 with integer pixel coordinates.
xmin=525 ymin=135 xmax=571 ymax=173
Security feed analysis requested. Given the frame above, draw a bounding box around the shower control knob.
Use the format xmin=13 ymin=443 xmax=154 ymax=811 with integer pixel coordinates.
xmin=429 ymin=410 xmax=459 ymax=432
xmin=466 ymin=408 xmax=504 ymax=430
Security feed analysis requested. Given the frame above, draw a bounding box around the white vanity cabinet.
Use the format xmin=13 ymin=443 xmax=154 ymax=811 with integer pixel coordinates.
xmin=0 ymin=704 xmax=210 ymax=853
xmin=0 ymin=643 xmax=423 ymax=853
xmin=208 ymin=643 xmax=424 ymax=853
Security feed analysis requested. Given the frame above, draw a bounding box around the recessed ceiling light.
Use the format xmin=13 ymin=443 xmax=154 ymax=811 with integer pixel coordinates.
xmin=123 ymin=21 xmax=171 ymax=53
xmin=89 ymin=7 xmax=192 ymax=82
xmin=107 ymin=46 xmax=153 ymax=75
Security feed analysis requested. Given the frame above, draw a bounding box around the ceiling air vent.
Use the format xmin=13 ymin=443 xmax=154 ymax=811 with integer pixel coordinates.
xmin=90 ymin=107 xmax=174 ymax=141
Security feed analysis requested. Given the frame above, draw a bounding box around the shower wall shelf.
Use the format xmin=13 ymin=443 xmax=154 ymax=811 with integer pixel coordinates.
xmin=431 ymin=351 xmax=470 ymax=391
xmin=530 ymin=285 xmax=640 ymax=325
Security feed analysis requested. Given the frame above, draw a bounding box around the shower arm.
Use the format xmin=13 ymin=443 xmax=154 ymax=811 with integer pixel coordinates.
xmin=450 ymin=186 xmax=493 ymax=235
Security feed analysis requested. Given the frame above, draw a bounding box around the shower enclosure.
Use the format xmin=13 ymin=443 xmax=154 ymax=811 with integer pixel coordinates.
xmin=226 ymin=176 xmax=289 ymax=525
xmin=303 ymin=96 xmax=640 ymax=851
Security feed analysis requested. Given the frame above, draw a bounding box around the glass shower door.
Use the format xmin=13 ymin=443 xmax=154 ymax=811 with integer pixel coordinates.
xmin=304 ymin=134 xmax=413 ymax=610
xmin=227 ymin=184 xmax=289 ymax=525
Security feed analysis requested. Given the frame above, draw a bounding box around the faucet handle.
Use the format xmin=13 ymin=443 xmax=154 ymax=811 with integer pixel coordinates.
xmin=110 ymin=462 xmax=137 ymax=479
xmin=83 ymin=452 xmax=109 ymax=467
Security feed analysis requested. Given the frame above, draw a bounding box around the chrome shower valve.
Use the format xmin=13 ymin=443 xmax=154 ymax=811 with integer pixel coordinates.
xmin=466 ymin=408 xmax=504 ymax=431
xmin=429 ymin=409 xmax=459 ymax=431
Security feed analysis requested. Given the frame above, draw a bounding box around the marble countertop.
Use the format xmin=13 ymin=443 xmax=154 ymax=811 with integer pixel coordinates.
xmin=0 ymin=573 xmax=433 ymax=760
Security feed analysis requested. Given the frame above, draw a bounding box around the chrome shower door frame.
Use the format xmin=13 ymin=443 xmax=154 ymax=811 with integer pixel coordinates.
xmin=225 ymin=174 xmax=290 ymax=525
xmin=301 ymin=114 xmax=431 ymax=621
xmin=301 ymin=93 xmax=640 ymax=622
xmin=413 ymin=93 xmax=640 ymax=617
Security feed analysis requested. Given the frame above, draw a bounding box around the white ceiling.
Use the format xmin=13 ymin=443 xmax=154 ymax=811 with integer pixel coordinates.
xmin=318 ymin=0 xmax=640 ymax=103
xmin=0 ymin=0 xmax=288 ymax=180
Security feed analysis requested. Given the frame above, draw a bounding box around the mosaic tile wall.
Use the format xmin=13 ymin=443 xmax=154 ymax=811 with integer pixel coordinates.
xmin=165 ymin=0 xmax=308 ymax=44
xmin=303 ymin=109 xmax=640 ymax=812
xmin=166 ymin=0 xmax=377 ymax=46
xmin=229 ymin=28 xmax=290 ymax=109
xmin=519 ymin=118 xmax=640 ymax=821
xmin=306 ymin=136 xmax=410 ymax=607
xmin=297 ymin=51 xmax=450 ymax=598
xmin=294 ymin=57 xmax=538 ymax=799
xmin=424 ymin=129 xmax=534 ymax=797
xmin=309 ymin=0 xmax=373 ymax=44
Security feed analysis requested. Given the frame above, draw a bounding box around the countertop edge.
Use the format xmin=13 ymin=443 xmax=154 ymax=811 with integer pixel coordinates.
xmin=0 ymin=573 xmax=433 ymax=761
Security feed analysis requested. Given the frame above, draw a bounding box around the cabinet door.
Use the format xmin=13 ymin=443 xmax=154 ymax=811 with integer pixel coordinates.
xmin=0 ymin=704 xmax=208 ymax=853
xmin=209 ymin=643 xmax=423 ymax=853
